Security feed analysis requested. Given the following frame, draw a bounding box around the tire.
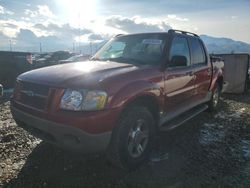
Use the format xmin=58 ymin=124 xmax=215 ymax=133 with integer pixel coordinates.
xmin=208 ymin=83 xmax=221 ymax=112
xmin=106 ymin=105 xmax=156 ymax=170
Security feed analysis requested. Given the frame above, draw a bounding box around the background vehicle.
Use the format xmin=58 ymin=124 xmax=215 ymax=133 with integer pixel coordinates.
xmin=59 ymin=54 xmax=90 ymax=64
xmin=0 ymin=51 xmax=32 ymax=88
xmin=34 ymin=51 xmax=73 ymax=68
xmin=11 ymin=30 xmax=224 ymax=169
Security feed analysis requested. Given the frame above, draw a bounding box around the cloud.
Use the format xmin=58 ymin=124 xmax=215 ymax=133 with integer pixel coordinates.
xmin=24 ymin=5 xmax=55 ymax=20
xmin=0 ymin=5 xmax=14 ymax=15
xmin=13 ymin=29 xmax=73 ymax=52
xmin=0 ymin=31 xmax=9 ymax=41
xmin=0 ymin=31 xmax=11 ymax=50
xmin=0 ymin=19 xmax=34 ymax=38
xmin=105 ymin=16 xmax=172 ymax=33
xmin=0 ymin=14 xmax=172 ymax=52
xmin=88 ymin=33 xmax=104 ymax=41
xmin=167 ymin=14 xmax=189 ymax=22
xmin=33 ymin=23 xmax=92 ymax=39
xmin=0 ymin=22 xmax=18 ymax=29
xmin=37 ymin=5 xmax=54 ymax=18
xmin=0 ymin=5 xmax=3 ymax=14
xmin=0 ymin=20 xmax=95 ymax=51
xmin=15 ymin=29 xmax=38 ymax=44
xmin=24 ymin=9 xmax=38 ymax=18
xmin=231 ymin=15 xmax=238 ymax=20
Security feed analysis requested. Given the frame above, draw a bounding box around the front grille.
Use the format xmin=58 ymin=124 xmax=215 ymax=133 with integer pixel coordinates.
xmin=18 ymin=81 xmax=50 ymax=110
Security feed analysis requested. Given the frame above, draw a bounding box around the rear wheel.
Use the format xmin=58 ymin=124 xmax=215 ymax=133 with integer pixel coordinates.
xmin=106 ymin=106 xmax=156 ymax=169
xmin=208 ymin=83 xmax=221 ymax=112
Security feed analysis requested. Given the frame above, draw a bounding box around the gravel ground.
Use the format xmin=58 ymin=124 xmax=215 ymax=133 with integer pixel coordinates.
xmin=0 ymin=92 xmax=250 ymax=188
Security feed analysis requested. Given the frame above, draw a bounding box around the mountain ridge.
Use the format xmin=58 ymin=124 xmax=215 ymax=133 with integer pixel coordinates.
xmin=200 ymin=35 xmax=250 ymax=54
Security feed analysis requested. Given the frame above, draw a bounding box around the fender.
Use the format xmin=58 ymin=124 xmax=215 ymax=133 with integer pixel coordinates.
xmin=107 ymin=80 xmax=164 ymax=112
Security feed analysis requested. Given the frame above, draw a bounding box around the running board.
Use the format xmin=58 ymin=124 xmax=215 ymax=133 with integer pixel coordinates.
xmin=159 ymin=104 xmax=208 ymax=131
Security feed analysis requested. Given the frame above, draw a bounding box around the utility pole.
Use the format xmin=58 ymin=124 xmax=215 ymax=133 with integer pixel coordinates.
xmin=78 ymin=41 xmax=81 ymax=53
xmin=39 ymin=42 xmax=42 ymax=53
xmin=73 ymin=42 xmax=75 ymax=52
xmin=9 ymin=40 xmax=12 ymax=51
xmin=90 ymin=42 xmax=93 ymax=56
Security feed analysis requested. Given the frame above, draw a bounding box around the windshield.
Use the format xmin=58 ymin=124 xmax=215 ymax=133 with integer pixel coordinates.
xmin=92 ymin=34 xmax=167 ymax=66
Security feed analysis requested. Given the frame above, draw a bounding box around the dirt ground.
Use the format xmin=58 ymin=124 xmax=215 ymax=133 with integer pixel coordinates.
xmin=0 ymin=92 xmax=250 ymax=188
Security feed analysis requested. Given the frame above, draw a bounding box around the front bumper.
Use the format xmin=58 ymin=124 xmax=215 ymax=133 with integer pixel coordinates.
xmin=11 ymin=106 xmax=111 ymax=153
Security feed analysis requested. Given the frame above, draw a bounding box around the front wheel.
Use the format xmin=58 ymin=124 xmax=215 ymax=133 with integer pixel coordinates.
xmin=208 ymin=83 xmax=221 ymax=112
xmin=106 ymin=106 xmax=156 ymax=169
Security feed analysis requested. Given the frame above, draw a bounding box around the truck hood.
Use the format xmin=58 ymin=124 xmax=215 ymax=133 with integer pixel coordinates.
xmin=18 ymin=60 xmax=137 ymax=88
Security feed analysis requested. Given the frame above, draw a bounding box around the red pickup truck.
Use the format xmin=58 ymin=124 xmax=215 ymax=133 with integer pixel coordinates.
xmin=11 ymin=30 xmax=224 ymax=169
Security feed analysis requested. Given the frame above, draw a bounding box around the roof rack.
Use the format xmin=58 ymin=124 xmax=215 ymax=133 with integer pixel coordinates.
xmin=115 ymin=34 xmax=124 ymax=37
xmin=168 ymin=29 xmax=199 ymax=37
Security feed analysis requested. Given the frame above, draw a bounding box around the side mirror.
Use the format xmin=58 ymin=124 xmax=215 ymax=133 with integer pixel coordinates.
xmin=0 ymin=84 xmax=3 ymax=97
xmin=169 ymin=55 xmax=187 ymax=67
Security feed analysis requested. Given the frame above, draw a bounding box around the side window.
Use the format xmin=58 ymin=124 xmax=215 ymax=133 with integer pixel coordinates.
xmin=189 ymin=38 xmax=206 ymax=65
xmin=169 ymin=36 xmax=190 ymax=67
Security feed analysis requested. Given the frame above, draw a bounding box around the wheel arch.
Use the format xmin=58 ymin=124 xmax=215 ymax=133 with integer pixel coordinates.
xmin=123 ymin=94 xmax=160 ymax=125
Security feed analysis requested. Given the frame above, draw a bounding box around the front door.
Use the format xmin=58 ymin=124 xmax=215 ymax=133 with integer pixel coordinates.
xmin=164 ymin=35 xmax=195 ymax=114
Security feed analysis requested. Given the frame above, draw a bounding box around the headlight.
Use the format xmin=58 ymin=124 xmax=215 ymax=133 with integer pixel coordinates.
xmin=60 ymin=89 xmax=107 ymax=111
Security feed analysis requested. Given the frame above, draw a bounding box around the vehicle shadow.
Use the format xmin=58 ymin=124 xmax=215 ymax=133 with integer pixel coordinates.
xmin=5 ymin=142 xmax=127 ymax=188
xmin=4 ymin=95 xmax=249 ymax=188
xmin=5 ymin=133 xmax=202 ymax=188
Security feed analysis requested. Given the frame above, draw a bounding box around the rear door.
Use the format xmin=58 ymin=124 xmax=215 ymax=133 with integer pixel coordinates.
xmin=164 ymin=35 xmax=195 ymax=114
xmin=188 ymin=37 xmax=212 ymax=101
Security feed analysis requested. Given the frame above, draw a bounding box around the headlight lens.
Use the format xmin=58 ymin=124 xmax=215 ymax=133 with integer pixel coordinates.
xmin=60 ymin=90 xmax=83 ymax=111
xmin=60 ymin=89 xmax=107 ymax=111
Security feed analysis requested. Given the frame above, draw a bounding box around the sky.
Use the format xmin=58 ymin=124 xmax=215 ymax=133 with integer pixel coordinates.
xmin=0 ymin=0 xmax=249 ymax=52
